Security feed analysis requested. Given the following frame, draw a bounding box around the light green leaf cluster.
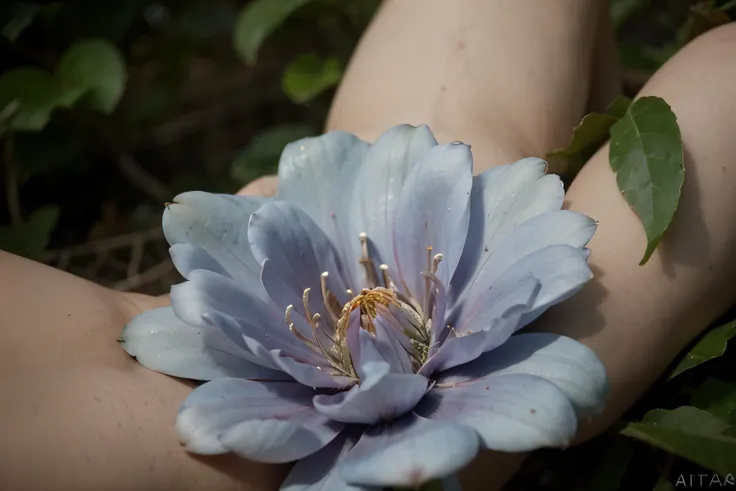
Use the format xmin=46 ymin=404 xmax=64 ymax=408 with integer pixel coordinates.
xmin=0 ymin=39 xmax=127 ymax=131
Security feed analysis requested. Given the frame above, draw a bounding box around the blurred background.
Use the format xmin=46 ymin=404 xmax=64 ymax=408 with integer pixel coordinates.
xmin=0 ymin=0 xmax=733 ymax=295
xmin=0 ymin=1 xmax=735 ymax=489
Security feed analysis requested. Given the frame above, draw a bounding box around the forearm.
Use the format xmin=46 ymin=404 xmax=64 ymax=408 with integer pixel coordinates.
xmin=0 ymin=252 xmax=286 ymax=491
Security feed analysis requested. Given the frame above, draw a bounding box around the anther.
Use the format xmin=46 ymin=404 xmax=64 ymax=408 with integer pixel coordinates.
xmin=379 ymin=264 xmax=392 ymax=288
xmin=285 ymin=305 xmax=316 ymax=347
xmin=320 ymin=272 xmax=341 ymax=323
xmin=358 ymin=232 xmax=379 ymax=287
xmin=432 ymin=253 xmax=444 ymax=273
xmin=426 ymin=246 xmax=433 ymax=272
xmin=302 ymin=288 xmax=313 ymax=321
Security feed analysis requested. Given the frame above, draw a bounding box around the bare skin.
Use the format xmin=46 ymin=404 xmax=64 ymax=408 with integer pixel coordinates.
xmin=2 ymin=1 xmax=736 ymax=490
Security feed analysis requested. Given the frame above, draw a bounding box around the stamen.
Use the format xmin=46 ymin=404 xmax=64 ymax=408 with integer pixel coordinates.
xmin=285 ymin=305 xmax=318 ymax=348
xmin=320 ymin=272 xmax=342 ymax=323
xmin=360 ymin=313 xmax=376 ymax=335
xmin=359 ymin=232 xmax=379 ymax=287
xmin=346 ymin=289 xmax=354 ymax=298
xmin=379 ymin=264 xmax=392 ymax=288
xmin=302 ymin=288 xmax=313 ymax=320
xmin=432 ymin=253 xmax=444 ymax=274
xmin=426 ymin=246 xmax=433 ymax=272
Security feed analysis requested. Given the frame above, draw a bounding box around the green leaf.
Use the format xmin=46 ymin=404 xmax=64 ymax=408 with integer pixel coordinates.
xmin=0 ymin=99 xmax=21 ymax=138
xmin=546 ymin=95 xmax=631 ymax=175
xmin=231 ymin=124 xmax=315 ymax=184
xmin=692 ymin=379 xmax=736 ymax=425
xmin=621 ymin=406 xmax=736 ymax=475
xmin=59 ymin=39 xmax=127 ymax=114
xmin=610 ymin=0 xmax=648 ymax=29
xmin=606 ymin=95 xmax=633 ymax=119
xmin=0 ymin=205 xmax=59 ymax=260
xmin=0 ymin=68 xmax=85 ymax=131
xmin=282 ymin=53 xmax=342 ymax=104
xmin=233 ymin=0 xmax=317 ymax=65
xmin=609 ymin=96 xmax=684 ymax=265
xmin=720 ymin=0 xmax=736 ymax=11
xmin=668 ymin=320 xmax=736 ymax=380
xmin=1 ymin=1 xmax=40 ymax=42
xmin=641 ymin=406 xmax=729 ymax=432
xmin=548 ymin=113 xmax=618 ymax=160
xmin=653 ymin=475 xmax=674 ymax=491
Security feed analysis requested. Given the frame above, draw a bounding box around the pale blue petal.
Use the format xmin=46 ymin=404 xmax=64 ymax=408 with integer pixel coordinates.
xmin=437 ymin=333 xmax=608 ymax=416
xmin=121 ymin=307 xmax=287 ymax=381
xmin=450 ymin=158 xmax=563 ymax=298
xmin=392 ymin=143 xmax=472 ymax=301
xmin=450 ymin=276 xmax=541 ymax=335
xmin=313 ymin=348 xmax=428 ymax=424
xmin=281 ymin=430 xmax=370 ymax=491
xmin=248 ymin=201 xmax=350 ymax=321
xmin=176 ymin=378 xmax=344 ymax=462
xmin=347 ymin=125 xmax=438 ymax=287
xmin=276 ymin=131 xmax=369 ymax=282
xmin=339 ymin=414 xmax=479 ymax=487
xmin=163 ymin=192 xmax=268 ymax=299
xmin=242 ymin=335 xmax=355 ymax=389
xmin=452 ymin=210 xmax=596 ymax=311
xmin=495 ymin=245 xmax=593 ymax=327
xmin=374 ymin=317 xmax=413 ymax=374
xmin=419 ymin=279 xmax=539 ymax=376
xmin=424 ymin=272 xmax=448 ymax=350
xmin=353 ymin=327 xmax=388 ymax=380
xmin=170 ymin=269 xmax=323 ymax=365
xmin=417 ymin=373 xmax=577 ymax=452
xmin=169 ymin=243 xmax=230 ymax=279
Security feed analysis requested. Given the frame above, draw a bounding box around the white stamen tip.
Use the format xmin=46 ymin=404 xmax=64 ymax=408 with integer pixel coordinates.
xmin=321 ymin=271 xmax=329 ymax=278
xmin=379 ymin=264 xmax=389 ymax=271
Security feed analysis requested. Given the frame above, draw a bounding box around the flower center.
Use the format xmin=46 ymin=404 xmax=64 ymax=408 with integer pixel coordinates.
xmin=281 ymin=232 xmax=444 ymax=378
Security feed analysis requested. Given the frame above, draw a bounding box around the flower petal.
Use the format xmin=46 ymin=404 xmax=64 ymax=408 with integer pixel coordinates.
xmin=171 ymin=269 xmax=323 ymax=365
xmin=339 ymin=414 xmax=479 ymax=488
xmin=242 ymin=334 xmax=354 ymax=389
xmin=417 ymin=373 xmax=577 ymax=452
xmin=121 ymin=307 xmax=287 ymax=381
xmin=450 ymin=158 xmax=563 ymax=297
xmin=163 ymin=192 xmax=267 ymax=299
xmin=248 ymin=201 xmax=350 ymax=320
xmin=419 ymin=279 xmax=540 ymax=376
xmin=452 ymin=210 xmax=596 ymax=311
xmin=437 ymin=333 xmax=608 ymax=416
xmin=392 ymin=143 xmax=472 ymax=300
xmin=169 ymin=243 xmax=230 ymax=279
xmin=374 ymin=317 xmax=413 ymax=374
xmin=281 ymin=429 xmax=370 ymax=491
xmin=494 ymin=244 xmax=593 ymax=327
xmin=313 ymin=346 xmax=428 ymax=424
xmin=348 ymin=124 xmax=438 ymax=286
xmin=176 ymin=378 xmax=344 ymax=462
xmin=276 ymin=131 xmax=369 ymax=272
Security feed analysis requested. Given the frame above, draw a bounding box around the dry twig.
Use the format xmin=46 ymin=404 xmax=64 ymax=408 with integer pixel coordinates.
xmin=42 ymin=227 xmax=164 ymax=262
xmin=111 ymin=259 xmax=174 ymax=292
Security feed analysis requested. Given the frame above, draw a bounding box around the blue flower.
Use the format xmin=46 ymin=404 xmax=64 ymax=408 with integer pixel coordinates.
xmin=122 ymin=125 xmax=608 ymax=490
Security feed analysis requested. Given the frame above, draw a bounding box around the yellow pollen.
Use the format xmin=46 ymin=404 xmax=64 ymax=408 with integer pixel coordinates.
xmin=335 ymin=287 xmax=398 ymax=340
